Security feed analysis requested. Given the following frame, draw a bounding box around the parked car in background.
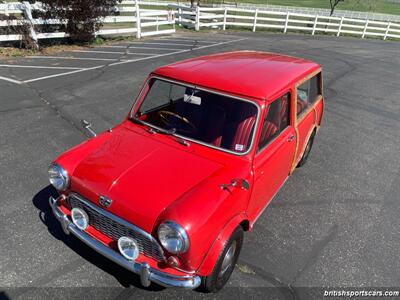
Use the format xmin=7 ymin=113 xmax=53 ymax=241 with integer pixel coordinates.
xmin=48 ymin=51 xmax=324 ymax=292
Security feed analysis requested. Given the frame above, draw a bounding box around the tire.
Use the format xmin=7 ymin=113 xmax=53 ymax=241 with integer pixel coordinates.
xmin=297 ymin=132 xmax=315 ymax=168
xmin=198 ymin=226 xmax=244 ymax=293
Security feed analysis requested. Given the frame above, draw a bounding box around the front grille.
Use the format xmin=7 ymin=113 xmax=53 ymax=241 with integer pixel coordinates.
xmin=66 ymin=194 xmax=165 ymax=261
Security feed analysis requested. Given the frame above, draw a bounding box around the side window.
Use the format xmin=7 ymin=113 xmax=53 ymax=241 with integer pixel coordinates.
xmin=257 ymin=93 xmax=290 ymax=151
xmin=297 ymin=72 xmax=322 ymax=116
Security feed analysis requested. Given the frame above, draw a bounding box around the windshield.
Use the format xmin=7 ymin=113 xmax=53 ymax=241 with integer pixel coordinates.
xmin=133 ymin=78 xmax=258 ymax=154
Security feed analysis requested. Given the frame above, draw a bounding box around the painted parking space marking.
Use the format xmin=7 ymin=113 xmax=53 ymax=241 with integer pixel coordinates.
xmin=71 ymin=49 xmax=127 ymax=55
xmin=0 ymin=36 xmax=246 ymax=84
xmin=125 ymin=46 xmax=183 ymax=51
xmin=103 ymin=42 xmax=197 ymax=47
xmin=0 ymin=75 xmax=23 ymax=84
xmin=27 ymin=56 xmax=120 ymax=61
xmin=157 ymin=37 xmax=219 ymax=43
xmin=23 ymin=65 xmax=105 ymax=83
xmin=109 ymin=38 xmax=247 ymax=67
xmin=0 ymin=64 xmax=84 ymax=70
xmin=71 ymin=50 xmax=155 ymax=56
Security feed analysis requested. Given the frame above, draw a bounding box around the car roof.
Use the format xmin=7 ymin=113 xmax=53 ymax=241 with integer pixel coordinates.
xmin=152 ymin=51 xmax=321 ymax=102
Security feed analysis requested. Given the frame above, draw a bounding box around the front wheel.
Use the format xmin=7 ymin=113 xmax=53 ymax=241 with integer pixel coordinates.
xmin=198 ymin=226 xmax=244 ymax=293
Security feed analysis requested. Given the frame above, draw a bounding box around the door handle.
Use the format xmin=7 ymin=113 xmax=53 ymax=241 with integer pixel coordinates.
xmin=287 ymin=135 xmax=295 ymax=142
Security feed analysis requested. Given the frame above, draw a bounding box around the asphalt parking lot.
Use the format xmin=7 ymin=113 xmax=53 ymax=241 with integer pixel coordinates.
xmin=0 ymin=31 xmax=399 ymax=299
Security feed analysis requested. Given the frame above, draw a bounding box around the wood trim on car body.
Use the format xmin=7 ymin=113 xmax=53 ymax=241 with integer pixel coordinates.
xmin=290 ymin=68 xmax=323 ymax=172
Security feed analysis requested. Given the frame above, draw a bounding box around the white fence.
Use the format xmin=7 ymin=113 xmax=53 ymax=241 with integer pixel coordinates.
xmin=1 ymin=1 xmax=400 ymax=45
xmin=0 ymin=1 xmax=176 ymax=44
xmin=173 ymin=5 xmax=400 ymax=41
xmin=215 ymin=3 xmax=400 ymax=24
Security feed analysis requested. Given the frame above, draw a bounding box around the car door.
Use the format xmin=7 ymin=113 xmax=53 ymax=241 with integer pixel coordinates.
xmin=248 ymin=92 xmax=297 ymax=222
xmin=293 ymin=71 xmax=323 ymax=168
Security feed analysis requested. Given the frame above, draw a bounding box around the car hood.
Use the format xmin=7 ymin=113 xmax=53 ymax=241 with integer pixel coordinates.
xmin=70 ymin=125 xmax=223 ymax=232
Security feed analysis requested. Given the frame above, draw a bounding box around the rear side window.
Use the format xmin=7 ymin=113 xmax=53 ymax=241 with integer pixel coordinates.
xmin=297 ymin=72 xmax=322 ymax=116
xmin=257 ymin=93 xmax=290 ymax=151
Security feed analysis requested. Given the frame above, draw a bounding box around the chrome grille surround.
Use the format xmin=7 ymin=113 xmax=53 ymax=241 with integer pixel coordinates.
xmin=66 ymin=193 xmax=165 ymax=262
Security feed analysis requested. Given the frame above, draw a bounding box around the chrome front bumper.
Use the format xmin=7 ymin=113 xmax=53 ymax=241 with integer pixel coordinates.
xmin=49 ymin=196 xmax=201 ymax=289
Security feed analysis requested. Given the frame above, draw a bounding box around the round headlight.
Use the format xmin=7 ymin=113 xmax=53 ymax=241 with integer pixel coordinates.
xmin=48 ymin=163 xmax=69 ymax=191
xmin=71 ymin=207 xmax=89 ymax=230
xmin=118 ymin=236 xmax=140 ymax=261
xmin=158 ymin=221 xmax=189 ymax=254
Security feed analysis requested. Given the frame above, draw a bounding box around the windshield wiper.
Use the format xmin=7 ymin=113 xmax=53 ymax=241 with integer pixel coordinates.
xmin=129 ymin=117 xmax=157 ymax=134
xmin=130 ymin=117 xmax=189 ymax=146
xmin=153 ymin=126 xmax=190 ymax=146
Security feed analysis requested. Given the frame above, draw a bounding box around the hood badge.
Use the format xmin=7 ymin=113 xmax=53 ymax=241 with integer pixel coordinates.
xmin=99 ymin=195 xmax=112 ymax=208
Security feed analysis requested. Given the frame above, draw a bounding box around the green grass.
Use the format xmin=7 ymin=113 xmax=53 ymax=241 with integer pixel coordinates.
xmin=224 ymin=0 xmax=400 ymax=16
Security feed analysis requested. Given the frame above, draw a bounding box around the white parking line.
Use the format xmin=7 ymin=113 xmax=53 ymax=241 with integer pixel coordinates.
xmin=110 ymin=38 xmax=247 ymax=67
xmin=158 ymin=37 xmax=219 ymax=44
xmin=103 ymin=42 xmax=196 ymax=47
xmin=24 ymin=65 xmax=103 ymax=83
xmin=0 ymin=76 xmax=22 ymax=84
xmin=71 ymin=50 xmax=154 ymax=56
xmin=23 ymin=38 xmax=247 ymax=83
xmin=97 ymin=45 xmax=183 ymax=51
xmin=27 ymin=56 xmax=119 ymax=61
xmin=71 ymin=50 xmax=124 ymax=55
xmin=128 ymin=46 xmax=183 ymax=51
xmin=0 ymin=64 xmax=83 ymax=70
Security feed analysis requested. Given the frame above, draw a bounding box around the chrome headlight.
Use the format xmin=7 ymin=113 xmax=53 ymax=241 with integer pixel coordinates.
xmin=48 ymin=163 xmax=69 ymax=191
xmin=158 ymin=221 xmax=189 ymax=254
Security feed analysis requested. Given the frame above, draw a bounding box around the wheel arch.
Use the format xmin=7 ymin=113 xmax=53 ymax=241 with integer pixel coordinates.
xmin=196 ymin=213 xmax=248 ymax=276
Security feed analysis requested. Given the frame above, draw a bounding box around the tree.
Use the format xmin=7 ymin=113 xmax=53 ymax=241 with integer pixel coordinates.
xmin=329 ymin=0 xmax=344 ymax=16
xmin=39 ymin=0 xmax=122 ymax=43
xmin=190 ymin=0 xmax=201 ymax=8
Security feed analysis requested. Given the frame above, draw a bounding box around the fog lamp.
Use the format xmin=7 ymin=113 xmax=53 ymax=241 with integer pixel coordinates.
xmin=71 ymin=207 xmax=89 ymax=230
xmin=118 ymin=236 xmax=139 ymax=261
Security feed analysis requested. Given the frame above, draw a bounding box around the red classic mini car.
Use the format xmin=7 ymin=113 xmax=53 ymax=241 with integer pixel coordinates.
xmin=48 ymin=51 xmax=324 ymax=292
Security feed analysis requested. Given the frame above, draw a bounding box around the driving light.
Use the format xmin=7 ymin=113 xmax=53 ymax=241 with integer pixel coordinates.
xmin=158 ymin=221 xmax=189 ymax=254
xmin=48 ymin=163 xmax=69 ymax=191
xmin=118 ymin=236 xmax=140 ymax=261
xmin=71 ymin=207 xmax=89 ymax=230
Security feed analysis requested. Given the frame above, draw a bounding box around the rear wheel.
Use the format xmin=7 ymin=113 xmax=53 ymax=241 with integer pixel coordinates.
xmin=198 ymin=226 xmax=244 ymax=293
xmin=297 ymin=132 xmax=315 ymax=167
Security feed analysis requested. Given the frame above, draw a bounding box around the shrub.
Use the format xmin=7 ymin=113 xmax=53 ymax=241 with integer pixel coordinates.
xmin=38 ymin=0 xmax=122 ymax=43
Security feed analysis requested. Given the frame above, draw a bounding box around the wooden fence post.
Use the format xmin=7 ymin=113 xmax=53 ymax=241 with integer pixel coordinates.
xmin=284 ymin=12 xmax=290 ymax=33
xmin=135 ymin=1 xmax=141 ymax=39
xmin=252 ymin=9 xmax=258 ymax=32
xmin=337 ymin=16 xmax=344 ymax=37
xmin=312 ymin=15 xmax=318 ymax=35
xmin=22 ymin=1 xmax=38 ymax=48
xmin=223 ymin=8 xmax=227 ymax=31
xmin=362 ymin=19 xmax=369 ymax=38
xmin=195 ymin=6 xmax=200 ymax=31
xmin=384 ymin=22 xmax=391 ymax=40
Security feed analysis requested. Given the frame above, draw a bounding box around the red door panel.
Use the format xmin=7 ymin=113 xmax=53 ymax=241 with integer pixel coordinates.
xmin=249 ymin=126 xmax=296 ymax=221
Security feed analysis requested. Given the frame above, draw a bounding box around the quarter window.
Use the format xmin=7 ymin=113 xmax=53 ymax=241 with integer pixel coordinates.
xmin=297 ymin=72 xmax=322 ymax=116
xmin=257 ymin=93 xmax=290 ymax=151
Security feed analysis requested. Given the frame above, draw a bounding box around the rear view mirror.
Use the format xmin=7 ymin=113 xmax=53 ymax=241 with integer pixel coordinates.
xmin=81 ymin=119 xmax=97 ymax=138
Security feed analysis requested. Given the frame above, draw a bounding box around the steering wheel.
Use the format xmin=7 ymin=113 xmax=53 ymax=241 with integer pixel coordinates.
xmin=158 ymin=110 xmax=197 ymax=133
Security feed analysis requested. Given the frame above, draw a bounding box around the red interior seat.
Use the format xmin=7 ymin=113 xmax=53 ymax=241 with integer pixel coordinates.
xmin=229 ymin=113 xmax=256 ymax=153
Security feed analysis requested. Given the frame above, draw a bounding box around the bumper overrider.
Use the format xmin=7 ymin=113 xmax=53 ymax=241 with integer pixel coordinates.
xmin=49 ymin=196 xmax=201 ymax=289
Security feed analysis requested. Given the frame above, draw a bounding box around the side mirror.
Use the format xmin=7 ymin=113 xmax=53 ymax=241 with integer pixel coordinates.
xmin=81 ymin=119 xmax=97 ymax=138
xmin=220 ymin=178 xmax=250 ymax=191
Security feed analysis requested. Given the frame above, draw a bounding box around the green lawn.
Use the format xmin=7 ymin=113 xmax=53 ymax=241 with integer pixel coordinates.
xmin=225 ymin=0 xmax=400 ymax=15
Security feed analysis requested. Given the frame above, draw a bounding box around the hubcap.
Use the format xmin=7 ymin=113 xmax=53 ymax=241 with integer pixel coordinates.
xmin=219 ymin=241 xmax=237 ymax=277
